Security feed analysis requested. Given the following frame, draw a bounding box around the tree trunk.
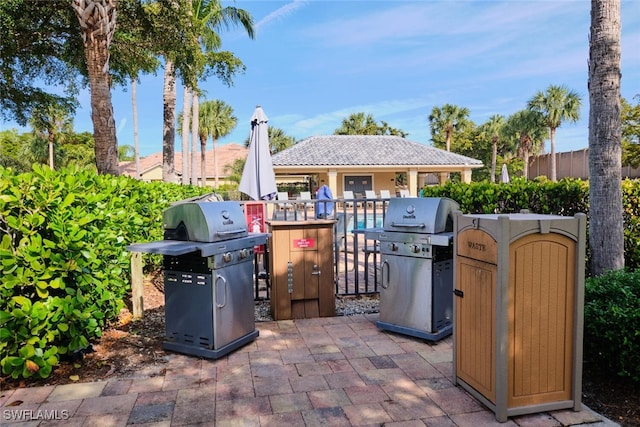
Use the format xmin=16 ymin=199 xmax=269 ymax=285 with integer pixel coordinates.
xmin=181 ymin=87 xmax=191 ymax=185
xmin=73 ymin=0 xmax=119 ymax=175
xmin=549 ymin=128 xmax=557 ymax=181
xmin=213 ymin=138 xmax=219 ymax=187
xmin=490 ymin=140 xmax=497 ymax=183
xmin=191 ymin=92 xmax=199 ymax=185
xmin=588 ymin=0 xmax=624 ymax=275
xmin=200 ymin=134 xmax=207 ymax=187
xmin=162 ymin=61 xmax=176 ymax=182
xmin=48 ymin=133 xmax=55 ymax=169
xmin=132 ymin=79 xmax=140 ymax=178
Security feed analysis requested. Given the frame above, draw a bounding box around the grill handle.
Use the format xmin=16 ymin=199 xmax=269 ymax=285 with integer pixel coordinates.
xmin=389 ymin=222 xmax=426 ymax=229
xmin=215 ymin=274 xmax=227 ymax=308
xmin=216 ymin=228 xmax=247 ymax=237
xmin=381 ymin=260 xmax=390 ymax=289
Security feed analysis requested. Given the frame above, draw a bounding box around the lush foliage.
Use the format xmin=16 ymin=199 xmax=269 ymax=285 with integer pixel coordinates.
xmin=1 ymin=129 xmax=96 ymax=173
xmin=421 ymin=177 xmax=639 ymax=271
xmin=423 ymin=177 xmax=640 ymax=382
xmin=0 ymin=166 xmax=210 ymax=379
xmin=584 ymin=269 xmax=640 ymax=381
xmin=622 ymin=96 xmax=640 ymax=168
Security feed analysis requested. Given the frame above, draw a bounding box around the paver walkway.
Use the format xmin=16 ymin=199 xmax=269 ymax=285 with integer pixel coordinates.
xmin=1 ymin=313 xmax=618 ymax=426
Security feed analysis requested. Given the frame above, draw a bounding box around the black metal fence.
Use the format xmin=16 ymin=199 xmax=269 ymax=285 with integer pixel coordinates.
xmin=240 ymin=196 xmax=390 ymax=299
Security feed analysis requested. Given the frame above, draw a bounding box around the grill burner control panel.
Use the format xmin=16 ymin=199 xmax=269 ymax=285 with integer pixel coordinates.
xmin=378 ymin=231 xmax=453 ymax=261
xmin=382 ymin=241 xmax=432 ymax=258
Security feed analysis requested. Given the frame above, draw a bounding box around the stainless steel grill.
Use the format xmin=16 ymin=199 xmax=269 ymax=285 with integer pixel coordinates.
xmin=374 ymin=197 xmax=459 ymax=341
xmin=127 ymin=200 xmax=268 ymax=359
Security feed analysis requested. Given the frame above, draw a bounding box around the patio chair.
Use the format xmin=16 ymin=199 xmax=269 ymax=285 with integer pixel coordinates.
xmin=342 ymin=190 xmax=361 ymax=209
xmin=364 ymin=190 xmax=377 ymax=208
xmin=380 ymin=190 xmax=391 ymax=199
xmin=277 ymin=192 xmax=290 ymax=210
xmin=399 ymin=189 xmax=410 ymax=197
xmin=298 ymin=191 xmax=312 ymax=211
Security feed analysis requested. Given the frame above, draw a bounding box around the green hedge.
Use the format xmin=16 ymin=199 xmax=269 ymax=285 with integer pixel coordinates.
xmin=584 ymin=269 xmax=640 ymax=381
xmin=422 ymin=177 xmax=639 ymax=271
xmin=1 ymin=168 xmax=639 ymax=380
xmin=423 ymin=177 xmax=640 ymax=382
xmin=0 ymin=165 xmax=210 ymax=379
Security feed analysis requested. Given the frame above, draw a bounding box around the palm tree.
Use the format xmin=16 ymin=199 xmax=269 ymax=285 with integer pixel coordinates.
xmin=131 ymin=80 xmax=140 ymax=178
xmin=163 ymin=60 xmax=177 ymax=183
xmin=502 ymin=110 xmax=546 ymax=180
xmin=267 ymin=127 xmax=296 ymax=154
xmin=428 ymin=104 xmax=470 ymax=152
xmin=243 ymin=126 xmax=295 ymax=155
xmin=181 ymin=86 xmax=192 ymax=184
xmin=481 ymin=115 xmax=505 ymax=183
xmin=588 ymin=0 xmax=624 ymax=274
xmin=334 ymin=112 xmax=407 ymax=137
xmin=29 ymin=103 xmax=73 ymax=169
xmin=185 ymin=0 xmax=254 ymax=185
xmin=199 ymin=100 xmax=237 ymax=187
xmin=527 ymin=85 xmax=581 ymax=181
xmin=72 ymin=0 xmax=119 ymax=175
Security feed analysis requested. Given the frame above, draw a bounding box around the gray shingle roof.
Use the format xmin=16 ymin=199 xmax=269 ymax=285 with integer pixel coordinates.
xmin=271 ymin=135 xmax=483 ymax=167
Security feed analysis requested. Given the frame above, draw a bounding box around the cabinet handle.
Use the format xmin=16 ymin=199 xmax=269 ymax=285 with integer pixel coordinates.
xmin=453 ymin=289 xmax=464 ymax=298
xmin=311 ymin=264 xmax=321 ymax=275
xmin=381 ymin=260 xmax=389 ymax=289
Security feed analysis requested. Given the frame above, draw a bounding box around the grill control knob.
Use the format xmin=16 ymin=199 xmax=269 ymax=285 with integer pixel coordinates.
xmin=410 ymin=244 xmax=421 ymax=253
xmin=239 ymin=248 xmax=249 ymax=259
xmin=223 ymin=252 xmax=233 ymax=263
xmin=388 ymin=242 xmax=398 ymax=251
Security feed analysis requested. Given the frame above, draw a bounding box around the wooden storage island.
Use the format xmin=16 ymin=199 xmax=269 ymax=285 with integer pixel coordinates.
xmin=453 ymin=213 xmax=586 ymax=422
xmin=267 ymin=220 xmax=336 ymax=320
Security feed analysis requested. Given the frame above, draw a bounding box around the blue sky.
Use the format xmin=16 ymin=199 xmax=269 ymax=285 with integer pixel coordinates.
xmin=3 ymin=0 xmax=640 ymax=157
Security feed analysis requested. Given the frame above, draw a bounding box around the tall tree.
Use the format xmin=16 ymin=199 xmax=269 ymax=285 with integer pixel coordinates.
xmin=199 ymin=100 xmax=238 ymax=187
xmin=428 ymin=104 xmax=470 ymax=152
xmin=267 ymin=127 xmax=296 ymax=154
xmin=72 ymin=0 xmax=119 ymax=175
xmin=181 ymin=87 xmax=192 ymax=184
xmin=243 ymin=126 xmax=295 ymax=154
xmin=29 ymin=103 xmax=73 ymax=169
xmin=527 ymin=84 xmax=581 ymax=181
xmin=164 ymin=61 xmax=178 ymax=183
xmin=481 ymin=115 xmax=505 ymax=183
xmin=334 ymin=112 xmax=407 ymax=137
xmin=179 ymin=0 xmax=254 ymax=186
xmin=621 ymin=96 xmax=640 ymax=168
xmin=191 ymin=91 xmax=199 ymax=185
xmin=588 ymin=0 xmax=624 ymax=274
xmin=502 ymin=110 xmax=547 ymax=179
xmin=0 ymin=1 xmax=80 ymax=125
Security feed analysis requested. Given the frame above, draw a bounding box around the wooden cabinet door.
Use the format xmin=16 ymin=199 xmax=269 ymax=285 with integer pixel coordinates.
xmin=455 ymin=256 xmax=497 ymax=403
xmin=508 ymin=233 xmax=575 ymax=407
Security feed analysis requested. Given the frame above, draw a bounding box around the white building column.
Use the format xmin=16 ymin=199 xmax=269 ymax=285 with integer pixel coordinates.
xmin=328 ymin=170 xmax=338 ymax=195
xmin=408 ymin=169 xmax=418 ymax=196
xmin=461 ymin=169 xmax=472 ymax=183
xmin=439 ymin=172 xmax=448 ymax=185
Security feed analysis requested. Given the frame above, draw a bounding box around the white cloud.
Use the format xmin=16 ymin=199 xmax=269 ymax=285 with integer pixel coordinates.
xmin=255 ymin=0 xmax=310 ymax=33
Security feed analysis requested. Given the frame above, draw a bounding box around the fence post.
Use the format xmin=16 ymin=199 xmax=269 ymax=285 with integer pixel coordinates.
xmin=131 ymin=252 xmax=144 ymax=318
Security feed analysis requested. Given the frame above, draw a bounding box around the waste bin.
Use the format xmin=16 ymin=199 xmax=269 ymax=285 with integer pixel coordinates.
xmin=267 ymin=220 xmax=336 ymax=320
xmin=453 ymin=212 xmax=587 ymax=422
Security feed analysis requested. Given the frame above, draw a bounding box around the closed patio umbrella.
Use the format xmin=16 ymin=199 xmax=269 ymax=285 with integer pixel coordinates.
xmin=500 ymin=163 xmax=510 ymax=184
xmin=239 ymin=106 xmax=277 ymax=200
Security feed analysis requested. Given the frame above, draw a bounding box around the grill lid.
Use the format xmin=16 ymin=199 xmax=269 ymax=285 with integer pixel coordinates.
xmin=163 ymin=201 xmax=248 ymax=242
xmin=383 ymin=197 xmax=459 ymax=234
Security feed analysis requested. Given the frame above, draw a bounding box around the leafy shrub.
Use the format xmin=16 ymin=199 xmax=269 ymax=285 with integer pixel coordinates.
xmin=422 ymin=177 xmax=640 ymax=271
xmin=584 ymin=269 xmax=640 ymax=381
xmin=0 ymin=166 xmax=210 ymax=379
